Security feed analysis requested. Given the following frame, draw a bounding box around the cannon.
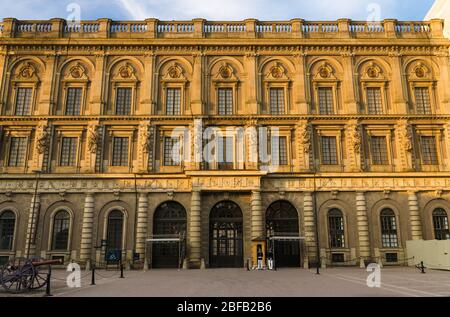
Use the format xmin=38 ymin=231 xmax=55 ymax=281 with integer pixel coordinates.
xmin=0 ymin=258 xmax=62 ymax=294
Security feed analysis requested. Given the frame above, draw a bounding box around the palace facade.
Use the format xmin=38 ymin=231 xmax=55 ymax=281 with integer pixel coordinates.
xmin=0 ymin=18 xmax=450 ymax=269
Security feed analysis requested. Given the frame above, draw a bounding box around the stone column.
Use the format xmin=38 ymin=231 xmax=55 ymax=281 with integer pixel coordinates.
xmin=24 ymin=194 xmax=40 ymax=258
xmin=303 ymin=192 xmax=317 ymax=268
xmin=388 ymin=52 xmax=408 ymax=114
xmin=80 ymin=193 xmax=95 ymax=269
xmin=189 ymin=190 xmax=202 ymax=268
xmin=251 ymin=190 xmax=264 ymax=240
xmin=245 ymin=124 xmax=259 ymax=170
xmin=89 ymin=52 xmax=106 ymax=115
xmin=191 ymin=53 xmax=203 ymax=114
xmin=341 ymin=52 xmax=358 ymax=114
xmin=38 ymin=53 xmax=57 ymax=115
xmin=408 ymin=191 xmax=423 ymax=240
xmin=356 ymin=192 xmax=370 ymax=268
xmin=244 ymin=53 xmax=258 ymax=114
xmin=135 ymin=193 xmax=149 ymax=263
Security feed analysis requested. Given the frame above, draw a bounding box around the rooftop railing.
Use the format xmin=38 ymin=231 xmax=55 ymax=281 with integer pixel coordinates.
xmin=0 ymin=18 xmax=444 ymax=40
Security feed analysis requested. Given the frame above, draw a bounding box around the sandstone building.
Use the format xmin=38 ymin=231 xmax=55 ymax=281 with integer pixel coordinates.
xmin=0 ymin=18 xmax=449 ymax=269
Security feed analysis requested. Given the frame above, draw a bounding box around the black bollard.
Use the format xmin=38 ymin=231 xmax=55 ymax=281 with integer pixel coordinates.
xmin=420 ymin=261 xmax=426 ymax=274
xmin=120 ymin=261 xmax=124 ymax=278
xmin=44 ymin=272 xmax=52 ymax=297
xmin=91 ymin=266 xmax=96 ymax=285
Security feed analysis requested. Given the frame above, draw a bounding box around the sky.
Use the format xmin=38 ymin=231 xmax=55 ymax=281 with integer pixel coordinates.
xmin=0 ymin=0 xmax=437 ymax=21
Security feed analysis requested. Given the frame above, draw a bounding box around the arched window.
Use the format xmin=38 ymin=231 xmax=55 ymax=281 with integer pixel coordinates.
xmin=380 ymin=209 xmax=398 ymax=248
xmin=328 ymin=209 xmax=345 ymax=248
xmin=433 ymin=208 xmax=450 ymax=240
xmin=106 ymin=210 xmax=124 ymax=251
xmin=52 ymin=211 xmax=70 ymax=250
xmin=0 ymin=211 xmax=16 ymax=250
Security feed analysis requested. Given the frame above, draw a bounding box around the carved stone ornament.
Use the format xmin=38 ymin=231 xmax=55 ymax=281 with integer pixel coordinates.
xmin=87 ymin=124 xmax=99 ymax=154
xmin=347 ymin=122 xmax=361 ymax=154
xmin=314 ymin=62 xmax=336 ymax=81
xmin=411 ymin=62 xmax=430 ymax=80
xmin=219 ymin=64 xmax=232 ymax=79
xmin=35 ymin=123 xmax=50 ymax=155
xmin=17 ymin=62 xmax=37 ymax=80
xmin=119 ymin=64 xmax=133 ymax=79
xmin=297 ymin=123 xmax=312 ymax=154
xmin=67 ymin=63 xmax=87 ymax=80
xmin=138 ymin=123 xmax=151 ymax=154
xmin=397 ymin=121 xmax=413 ymax=152
xmin=266 ymin=62 xmax=287 ymax=80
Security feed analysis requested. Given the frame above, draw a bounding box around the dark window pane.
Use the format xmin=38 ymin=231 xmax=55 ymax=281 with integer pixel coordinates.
xmin=367 ymin=87 xmax=383 ymax=114
xmin=106 ymin=210 xmax=124 ymax=251
xmin=166 ymin=88 xmax=181 ymax=115
xmin=115 ymin=88 xmax=132 ymax=115
xmin=163 ymin=137 xmax=181 ymax=166
xmin=371 ymin=136 xmax=389 ymax=165
xmin=271 ymin=136 xmax=288 ymax=166
xmin=318 ymin=87 xmax=334 ymax=115
xmin=65 ymin=87 xmax=82 ymax=115
xmin=52 ymin=211 xmax=70 ymax=250
xmin=414 ymin=87 xmax=432 ymax=115
xmin=328 ymin=209 xmax=345 ymax=248
xmin=218 ymin=137 xmax=233 ymax=170
xmin=0 ymin=211 xmax=15 ymax=250
xmin=112 ymin=137 xmax=129 ymax=166
xmin=8 ymin=137 xmax=27 ymax=167
xmin=15 ymin=88 xmax=33 ymax=115
xmin=269 ymin=88 xmax=285 ymax=115
xmin=320 ymin=136 xmax=338 ymax=165
xmin=420 ymin=136 xmax=438 ymax=165
xmin=218 ymin=88 xmax=233 ymax=115
xmin=433 ymin=208 xmax=450 ymax=240
xmin=380 ymin=209 xmax=398 ymax=248
xmin=60 ymin=137 xmax=77 ymax=166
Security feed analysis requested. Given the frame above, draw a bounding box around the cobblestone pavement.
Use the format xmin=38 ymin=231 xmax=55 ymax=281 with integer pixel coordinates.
xmin=1 ymin=267 xmax=449 ymax=297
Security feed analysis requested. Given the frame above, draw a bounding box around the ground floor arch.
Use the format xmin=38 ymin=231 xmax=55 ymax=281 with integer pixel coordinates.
xmin=152 ymin=201 xmax=187 ymax=268
xmin=266 ymin=200 xmax=301 ymax=267
xmin=209 ymin=201 xmax=244 ymax=268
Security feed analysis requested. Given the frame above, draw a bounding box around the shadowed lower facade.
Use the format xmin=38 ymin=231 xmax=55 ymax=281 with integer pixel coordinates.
xmin=0 ymin=18 xmax=450 ymax=269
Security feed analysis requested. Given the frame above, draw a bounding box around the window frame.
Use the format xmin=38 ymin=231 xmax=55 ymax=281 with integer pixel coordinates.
xmin=2 ymin=129 xmax=32 ymax=173
xmin=53 ymin=129 xmax=83 ymax=172
xmin=363 ymin=84 xmax=387 ymax=115
xmin=327 ymin=208 xmax=346 ymax=249
xmin=432 ymin=208 xmax=450 ymax=241
xmin=380 ymin=208 xmax=399 ymax=248
xmin=50 ymin=210 xmax=71 ymax=251
xmin=409 ymin=82 xmax=436 ymax=115
xmin=216 ymin=86 xmax=235 ymax=116
xmin=313 ymin=82 xmax=339 ymax=115
xmin=0 ymin=210 xmax=17 ymax=252
xmin=162 ymin=83 xmax=185 ymax=116
xmin=112 ymin=83 xmax=136 ymax=116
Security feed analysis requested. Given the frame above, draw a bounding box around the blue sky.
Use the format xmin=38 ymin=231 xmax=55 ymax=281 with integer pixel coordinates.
xmin=0 ymin=0 xmax=436 ymax=21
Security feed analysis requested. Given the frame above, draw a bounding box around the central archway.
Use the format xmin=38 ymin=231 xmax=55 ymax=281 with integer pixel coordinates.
xmin=209 ymin=201 xmax=243 ymax=268
xmin=266 ymin=201 xmax=300 ymax=267
xmin=152 ymin=201 xmax=187 ymax=268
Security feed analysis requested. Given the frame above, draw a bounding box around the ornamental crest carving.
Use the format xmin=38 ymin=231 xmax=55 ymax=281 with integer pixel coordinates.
xmin=397 ymin=121 xmax=413 ymax=152
xmin=346 ymin=122 xmax=361 ymax=154
xmin=35 ymin=122 xmax=50 ymax=155
xmin=66 ymin=63 xmax=88 ymax=80
xmin=297 ymin=123 xmax=312 ymax=154
xmin=138 ymin=123 xmax=151 ymax=154
xmin=162 ymin=63 xmax=187 ymax=82
xmin=87 ymin=124 xmax=100 ymax=154
xmin=266 ymin=62 xmax=288 ymax=80
xmin=16 ymin=62 xmax=38 ymax=81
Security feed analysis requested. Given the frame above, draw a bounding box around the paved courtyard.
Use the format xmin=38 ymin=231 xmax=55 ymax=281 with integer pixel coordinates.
xmin=1 ymin=267 xmax=449 ymax=297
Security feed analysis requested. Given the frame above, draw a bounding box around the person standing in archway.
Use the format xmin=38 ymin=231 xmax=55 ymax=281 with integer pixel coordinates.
xmin=257 ymin=244 xmax=264 ymax=270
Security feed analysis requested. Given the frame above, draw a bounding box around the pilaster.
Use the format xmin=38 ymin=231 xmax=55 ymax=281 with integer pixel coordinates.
xmin=408 ymin=191 xmax=423 ymax=240
xmin=80 ymin=193 xmax=95 ymax=267
xmin=356 ymin=192 xmax=370 ymax=268
xmin=188 ymin=190 xmax=202 ymax=268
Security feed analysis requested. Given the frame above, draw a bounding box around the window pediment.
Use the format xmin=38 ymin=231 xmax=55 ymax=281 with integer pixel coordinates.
xmin=162 ymin=63 xmax=187 ymax=83
xmin=360 ymin=62 xmax=387 ymax=82
xmin=112 ymin=62 xmax=139 ymax=82
xmin=13 ymin=62 xmax=40 ymax=83
xmin=313 ymin=62 xmax=338 ymax=82
xmin=63 ymin=63 xmax=89 ymax=82
xmin=265 ymin=63 xmax=289 ymax=82
xmin=213 ymin=63 xmax=238 ymax=83
xmin=409 ymin=62 xmax=433 ymax=82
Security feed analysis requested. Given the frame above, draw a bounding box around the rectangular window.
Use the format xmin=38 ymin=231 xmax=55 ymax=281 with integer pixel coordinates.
xmin=112 ymin=137 xmax=129 ymax=167
xmin=320 ymin=136 xmax=338 ymax=165
xmin=414 ymin=87 xmax=432 ymax=115
xmin=271 ymin=136 xmax=288 ymax=166
xmin=163 ymin=137 xmax=181 ymax=166
xmin=115 ymin=88 xmax=132 ymax=115
xmin=65 ymin=87 xmax=83 ymax=116
xmin=218 ymin=88 xmax=233 ymax=115
xmin=60 ymin=137 xmax=78 ymax=166
xmin=8 ymin=137 xmax=27 ymax=167
xmin=420 ymin=136 xmax=438 ymax=165
xmin=269 ymin=88 xmax=285 ymax=115
xmin=367 ymin=87 xmax=383 ymax=114
xmin=371 ymin=136 xmax=389 ymax=165
xmin=218 ymin=136 xmax=233 ymax=170
xmin=15 ymin=88 xmax=33 ymax=115
xmin=318 ymin=87 xmax=334 ymax=115
xmin=166 ymin=88 xmax=181 ymax=115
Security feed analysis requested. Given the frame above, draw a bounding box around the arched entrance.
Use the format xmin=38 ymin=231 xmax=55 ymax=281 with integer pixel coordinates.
xmin=266 ymin=201 xmax=300 ymax=267
xmin=209 ymin=201 xmax=243 ymax=268
xmin=152 ymin=201 xmax=187 ymax=268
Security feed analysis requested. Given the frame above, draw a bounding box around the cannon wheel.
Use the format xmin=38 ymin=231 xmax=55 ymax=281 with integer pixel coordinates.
xmin=29 ymin=257 xmax=51 ymax=291
xmin=0 ymin=258 xmax=36 ymax=294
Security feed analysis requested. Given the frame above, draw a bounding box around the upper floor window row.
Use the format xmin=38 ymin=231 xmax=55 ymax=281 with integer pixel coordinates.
xmin=4 ymin=58 xmax=444 ymax=117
